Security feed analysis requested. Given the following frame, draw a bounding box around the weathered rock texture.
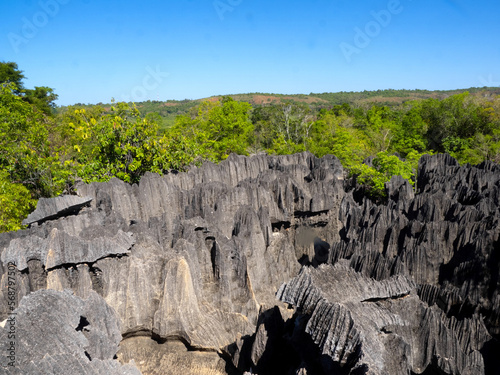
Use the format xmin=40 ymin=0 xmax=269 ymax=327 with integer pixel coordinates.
xmin=335 ymin=154 xmax=500 ymax=340
xmin=277 ymin=261 xmax=489 ymax=374
xmin=0 ymin=152 xmax=499 ymax=375
xmin=0 ymin=289 xmax=141 ymax=374
xmin=21 ymin=195 xmax=92 ymax=226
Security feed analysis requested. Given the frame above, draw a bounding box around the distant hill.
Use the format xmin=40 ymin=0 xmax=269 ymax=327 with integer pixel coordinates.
xmin=60 ymin=87 xmax=500 ymax=131
xmin=309 ymin=87 xmax=500 ymax=106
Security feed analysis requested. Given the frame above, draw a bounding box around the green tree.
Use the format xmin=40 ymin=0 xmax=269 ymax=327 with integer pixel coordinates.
xmin=417 ymin=93 xmax=491 ymax=152
xmin=0 ymin=61 xmax=58 ymax=115
xmin=390 ymin=106 xmax=428 ymax=156
xmin=349 ymin=163 xmax=387 ymax=202
xmin=250 ymin=105 xmax=280 ymax=150
xmin=349 ymin=151 xmax=426 ymax=202
xmin=267 ymin=134 xmax=306 ymax=155
xmin=172 ymin=97 xmax=254 ymax=161
xmin=0 ymin=170 xmax=35 ymax=232
xmin=67 ymin=102 xmax=164 ymax=183
xmin=0 ymin=83 xmax=68 ymax=198
xmin=249 ymin=102 xmax=314 ymax=151
xmin=363 ymin=106 xmax=398 ymax=153
xmin=307 ymin=108 xmax=369 ymax=167
xmin=0 ymin=61 xmax=25 ymax=94
xmin=24 ymin=86 xmax=59 ymax=116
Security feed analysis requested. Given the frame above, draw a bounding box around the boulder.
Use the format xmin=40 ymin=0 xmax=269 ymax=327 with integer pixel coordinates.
xmin=22 ymin=195 xmax=92 ymax=226
xmin=0 ymin=289 xmax=140 ymax=374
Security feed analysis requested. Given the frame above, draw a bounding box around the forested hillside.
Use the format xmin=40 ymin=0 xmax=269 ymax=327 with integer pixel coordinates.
xmin=60 ymin=88 xmax=500 ymax=131
xmin=2 ymin=61 xmax=500 ymax=231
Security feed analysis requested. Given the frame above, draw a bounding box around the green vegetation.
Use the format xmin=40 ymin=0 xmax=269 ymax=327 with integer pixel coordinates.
xmin=0 ymin=62 xmax=58 ymax=115
xmin=56 ymin=102 xmax=166 ymax=184
xmin=349 ymin=151 xmax=423 ymax=202
xmin=172 ymin=97 xmax=254 ymax=160
xmin=0 ymin=169 xmax=35 ymax=232
xmin=57 ymin=87 xmax=500 ymax=134
xmin=1 ymin=60 xmax=500 ymax=232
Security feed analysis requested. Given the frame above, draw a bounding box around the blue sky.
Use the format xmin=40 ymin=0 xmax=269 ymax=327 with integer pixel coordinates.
xmin=0 ymin=0 xmax=499 ymax=105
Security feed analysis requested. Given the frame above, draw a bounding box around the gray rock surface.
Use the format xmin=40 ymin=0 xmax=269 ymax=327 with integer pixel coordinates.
xmin=0 ymin=289 xmax=141 ymax=374
xmin=0 ymin=152 xmax=499 ymax=375
xmin=22 ymin=195 xmax=92 ymax=226
xmin=117 ymin=336 xmax=235 ymax=375
xmin=2 ymin=228 xmax=134 ymax=271
xmin=277 ymin=261 xmax=490 ymax=375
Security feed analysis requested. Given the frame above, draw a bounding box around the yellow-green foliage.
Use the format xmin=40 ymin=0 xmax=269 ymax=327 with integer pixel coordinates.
xmin=62 ymin=102 xmax=163 ymax=183
xmin=0 ymin=170 xmax=35 ymax=232
xmin=170 ymin=96 xmax=254 ymax=162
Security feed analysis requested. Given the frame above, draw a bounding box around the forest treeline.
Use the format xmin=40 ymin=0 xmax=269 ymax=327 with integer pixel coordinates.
xmin=1 ymin=61 xmax=500 ymax=232
xmin=63 ymin=87 xmax=500 ymax=131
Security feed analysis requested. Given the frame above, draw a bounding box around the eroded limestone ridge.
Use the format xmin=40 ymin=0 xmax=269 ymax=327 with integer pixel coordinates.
xmin=277 ymin=262 xmax=489 ymax=374
xmin=0 ymin=152 xmax=499 ymax=375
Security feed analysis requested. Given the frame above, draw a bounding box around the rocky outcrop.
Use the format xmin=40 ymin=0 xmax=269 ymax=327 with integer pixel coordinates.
xmin=0 ymin=289 xmax=140 ymax=374
xmin=2 ymin=228 xmax=134 ymax=271
xmin=330 ymin=154 xmax=500 ymax=338
xmin=0 ymin=152 xmax=499 ymax=375
xmin=277 ymin=261 xmax=490 ymax=375
xmin=0 ymin=152 xmax=344 ymax=374
xmin=22 ymin=195 xmax=92 ymax=226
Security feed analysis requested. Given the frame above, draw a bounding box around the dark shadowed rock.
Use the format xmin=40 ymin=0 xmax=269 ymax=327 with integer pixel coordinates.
xmin=330 ymin=154 xmax=500 ymax=334
xmin=277 ymin=261 xmax=490 ymax=375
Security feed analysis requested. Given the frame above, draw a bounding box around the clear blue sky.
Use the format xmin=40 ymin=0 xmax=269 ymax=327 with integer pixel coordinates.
xmin=1 ymin=0 xmax=499 ymax=105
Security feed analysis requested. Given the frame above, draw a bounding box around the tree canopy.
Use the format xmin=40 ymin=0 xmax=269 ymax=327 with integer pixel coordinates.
xmin=0 ymin=61 xmax=58 ymax=115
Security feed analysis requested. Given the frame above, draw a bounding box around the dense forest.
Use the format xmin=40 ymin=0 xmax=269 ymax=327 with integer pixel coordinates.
xmin=2 ymin=61 xmax=500 ymax=232
xmin=62 ymin=87 xmax=500 ymax=132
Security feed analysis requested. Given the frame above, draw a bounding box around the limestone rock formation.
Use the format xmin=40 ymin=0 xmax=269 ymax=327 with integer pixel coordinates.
xmin=22 ymin=195 xmax=92 ymax=226
xmin=277 ymin=261 xmax=490 ymax=374
xmin=2 ymin=228 xmax=134 ymax=271
xmin=332 ymin=154 xmax=500 ymax=338
xmin=0 ymin=152 xmax=499 ymax=374
xmin=0 ymin=289 xmax=140 ymax=374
